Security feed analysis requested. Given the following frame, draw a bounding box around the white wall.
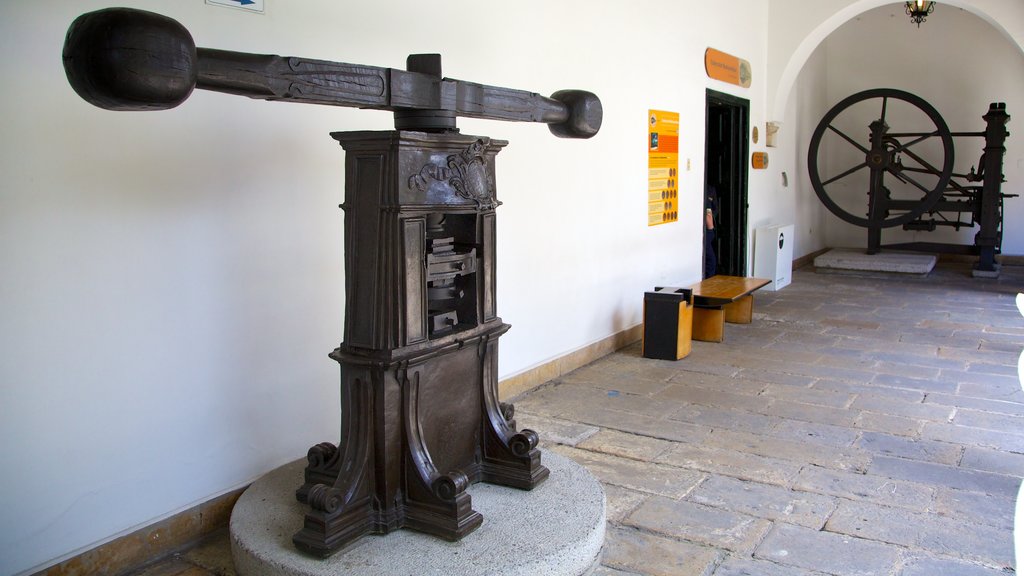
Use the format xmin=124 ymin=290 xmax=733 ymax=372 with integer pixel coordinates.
xmin=1 ymin=1 xmax=772 ymax=573
xmin=782 ymin=43 xmax=832 ymax=259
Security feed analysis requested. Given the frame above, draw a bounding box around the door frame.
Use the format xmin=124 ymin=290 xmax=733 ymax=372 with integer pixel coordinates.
xmin=704 ymin=89 xmax=750 ymax=277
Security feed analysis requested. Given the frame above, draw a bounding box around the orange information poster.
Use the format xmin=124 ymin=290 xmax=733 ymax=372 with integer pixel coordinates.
xmin=705 ymin=48 xmax=752 ymax=88
xmin=648 ymin=110 xmax=679 ymax=226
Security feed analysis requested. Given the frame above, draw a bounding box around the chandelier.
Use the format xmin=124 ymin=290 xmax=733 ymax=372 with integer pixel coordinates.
xmin=906 ymin=0 xmax=936 ymax=27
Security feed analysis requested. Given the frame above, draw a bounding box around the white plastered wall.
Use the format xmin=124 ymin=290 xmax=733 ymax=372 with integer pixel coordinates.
xmin=1 ymin=1 xmax=771 ymax=573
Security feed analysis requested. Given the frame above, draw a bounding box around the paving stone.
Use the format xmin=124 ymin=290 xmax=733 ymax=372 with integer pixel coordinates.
xmin=915 ymin=517 xmax=1015 ymax=567
xmin=868 ymin=455 xmax=1020 ymax=497
xmin=899 ymin=555 xmax=1012 ymax=576
xmin=867 ymin=351 xmax=967 ymax=371
xmin=932 ymin=487 xmax=1015 ymax=530
xmin=562 ymin=369 xmax=675 ymax=396
xmin=753 ymin=522 xmax=902 ymax=576
xmin=824 ymin=326 xmax=902 ymax=343
xmin=921 ymin=421 xmax=1024 ymax=452
xmin=825 ymin=500 xmax=933 ymax=549
xmin=793 ymin=466 xmax=934 ymax=511
xmin=924 ymin=392 xmax=1024 ymax=417
xmin=954 ymin=407 xmax=1024 ymax=434
xmin=853 ymin=411 xmax=923 ymax=437
xmin=978 ymin=340 xmax=1024 ymax=354
xmin=602 ymin=525 xmax=720 ymax=576
xmin=654 ymin=384 xmax=770 ymax=413
xmin=827 ymin=491 xmax=1014 ymax=566
xmin=960 ymin=446 xmax=1024 ymax=477
xmin=869 ymin=373 xmax=959 ymax=394
xmin=781 ymin=362 xmax=884 ymax=384
xmin=811 ymin=352 xmax=877 ymax=371
xmin=812 ymin=378 xmax=924 ymax=402
xmin=625 ymin=496 xmax=771 ymax=553
xmin=733 ymin=368 xmax=816 ymax=388
xmin=667 ymin=371 xmax=769 ymax=395
xmin=764 ymin=401 xmax=859 ymax=428
xmin=711 ymin=556 xmax=828 ymax=576
xmin=668 ymin=403 xmax=781 ymax=436
xmin=705 ymin=429 xmax=871 ymax=472
xmin=602 ymin=484 xmax=648 ymax=524
xmin=687 ymin=475 xmax=835 ymax=530
xmin=958 ymin=379 xmax=1024 ymax=403
xmin=521 ymin=382 xmax=681 ymax=420
xmin=768 ymin=420 xmax=859 ymax=447
xmin=608 ymin=362 xmax=681 ymax=383
xmin=851 ymin=395 xmax=954 ymax=421
xmin=855 ymin=431 xmax=962 ymax=465
xmin=938 ymin=346 xmax=1018 ymax=365
xmin=841 ymin=338 xmax=940 ymax=358
xmin=566 ymin=405 xmax=712 ymax=445
xmin=515 ymin=413 xmax=599 ymax=447
xmin=551 ymin=445 xmax=703 ymax=499
xmin=943 ymin=369 xmax=1020 ymax=389
xmin=899 ymin=332 xmax=984 ymax=349
xmin=760 ymin=384 xmax=854 ymax=409
xmin=593 ymin=566 xmax=642 ymax=576
xmin=578 ymin=429 xmax=676 ymax=462
xmin=594 ymin=388 xmax=690 ymax=419
xmin=872 ymin=360 xmax=942 ymax=381
xmin=966 ymin=362 xmax=1019 ymax=377
xmin=655 ymin=444 xmax=802 ymax=487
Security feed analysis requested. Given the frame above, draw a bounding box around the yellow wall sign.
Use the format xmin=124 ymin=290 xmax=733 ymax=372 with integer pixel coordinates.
xmin=705 ymin=48 xmax=752 ymax=88
xmin=752 ymin=151 xmax=769 ymax=169
xmin=648 ymin=110 xmax=679 ymax=226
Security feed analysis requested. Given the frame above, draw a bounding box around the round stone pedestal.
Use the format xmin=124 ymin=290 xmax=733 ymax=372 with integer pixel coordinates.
xmin=230 ymin=452 xmax=605 ymax=576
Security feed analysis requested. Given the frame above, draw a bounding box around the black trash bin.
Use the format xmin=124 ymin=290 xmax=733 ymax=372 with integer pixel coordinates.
xmin=643 ymin=286 xmax=693 ymax=360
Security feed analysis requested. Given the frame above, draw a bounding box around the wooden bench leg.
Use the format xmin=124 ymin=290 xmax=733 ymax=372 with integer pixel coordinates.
xmin=724 ymin=294 xmax=754 ymax=324
xmin=692 ymin=307 xmax=724 ymax=342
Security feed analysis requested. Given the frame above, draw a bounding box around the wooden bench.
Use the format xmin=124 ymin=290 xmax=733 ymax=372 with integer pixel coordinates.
xmin=689 ymin=275 xmax=771 ymax=342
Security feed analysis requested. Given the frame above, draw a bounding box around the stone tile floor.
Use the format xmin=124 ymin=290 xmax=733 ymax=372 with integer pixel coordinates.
xmin=133 ymin=262 xmax=1024 ymax=576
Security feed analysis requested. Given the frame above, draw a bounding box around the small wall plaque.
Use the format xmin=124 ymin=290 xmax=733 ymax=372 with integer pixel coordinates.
xmin=705 ymin=48 xmax=751 ymax=88
xmin=206 ymin=0 xmax=265 ymax=13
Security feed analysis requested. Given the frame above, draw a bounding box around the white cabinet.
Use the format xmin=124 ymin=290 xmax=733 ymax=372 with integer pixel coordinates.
xmin=754 ymin=224 xmax=794 ymax=291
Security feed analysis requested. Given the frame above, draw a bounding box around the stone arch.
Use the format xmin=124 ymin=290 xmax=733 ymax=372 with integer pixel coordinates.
xmin=771 ymin=0 xmax=1024 ymax=119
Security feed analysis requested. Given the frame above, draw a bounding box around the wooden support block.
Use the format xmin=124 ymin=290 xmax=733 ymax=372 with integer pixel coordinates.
xmin=692 ymin=307 xmax=724 ymax=342
xmin=676 ymin=301 xmax=693 ymax=358
xmin=724 ymin=294 xmax=754 ymax=324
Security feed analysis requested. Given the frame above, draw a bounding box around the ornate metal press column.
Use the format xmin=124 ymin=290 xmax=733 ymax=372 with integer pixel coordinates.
xmin=62 ymin=7 xmax=602 ymax=557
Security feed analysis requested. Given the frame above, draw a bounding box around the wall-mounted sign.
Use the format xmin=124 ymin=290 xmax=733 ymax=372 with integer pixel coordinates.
xmin=752 ymin=151 xmax=769 ymax=169
xmin=648 ymin=110 xmax=679 ymax=226
xmin=705 ymin=48 xmax=751 ymax=88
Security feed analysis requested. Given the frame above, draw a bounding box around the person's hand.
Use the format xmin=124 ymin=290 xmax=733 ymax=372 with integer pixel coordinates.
xmin=705 ymin=209 xmax=714 ymax=229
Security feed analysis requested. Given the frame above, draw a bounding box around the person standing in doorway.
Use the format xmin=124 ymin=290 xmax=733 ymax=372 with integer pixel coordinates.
xmin=704 ymin=184 xmax=719 ymax=278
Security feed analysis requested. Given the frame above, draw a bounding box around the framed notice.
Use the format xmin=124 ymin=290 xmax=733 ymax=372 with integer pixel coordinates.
xmin=648 ymin=110 xmax=679 ymax=226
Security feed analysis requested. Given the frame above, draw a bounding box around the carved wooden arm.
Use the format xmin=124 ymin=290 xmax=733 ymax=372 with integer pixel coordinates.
xmin=62 ymin=8 xmax=602 ymax=138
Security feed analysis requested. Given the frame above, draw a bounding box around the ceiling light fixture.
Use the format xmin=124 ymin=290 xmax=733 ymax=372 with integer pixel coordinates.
xmin=906 ymin=0 xmax=936 ymax=27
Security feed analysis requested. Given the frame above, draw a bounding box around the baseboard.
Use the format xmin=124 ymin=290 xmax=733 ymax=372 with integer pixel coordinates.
xmin=793 ymin=247 xmax=831 ymax=270
xmin=499 ymin=323 xmax=643 ymax=400
xmin=34 ymin=324 xmax=642 ymax=575
xmin=35 ymin=488 xmax=244 ymax=576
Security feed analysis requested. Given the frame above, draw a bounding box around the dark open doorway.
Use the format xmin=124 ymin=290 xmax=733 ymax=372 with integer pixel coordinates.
xmin=704 ymin=89 xmax=749 ymax=277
